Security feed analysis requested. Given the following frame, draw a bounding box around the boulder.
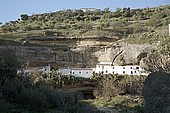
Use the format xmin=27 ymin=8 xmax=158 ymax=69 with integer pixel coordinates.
xmin=142 ymin=71 xmax=170 ymax=113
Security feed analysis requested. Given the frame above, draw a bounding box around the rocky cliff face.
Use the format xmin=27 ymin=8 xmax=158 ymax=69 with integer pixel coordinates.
xmin=96 ymin=41 xmax=158 ymax=65
xmin=1 ymin=38 xmax=158 ymax=68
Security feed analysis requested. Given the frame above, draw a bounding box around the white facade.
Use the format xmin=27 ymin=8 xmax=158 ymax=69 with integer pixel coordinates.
xmin=71 ymin=68 xmax=93 ymax=78
xmin=58 ymin=68 xmax=71 ymax=76
xmin=95 ymin=62 xmax=147 ymax=75
xmin=59 ymin=68 xmax=93 ymax=78
xmin=80 ymin=8 xmax=101 ymax=12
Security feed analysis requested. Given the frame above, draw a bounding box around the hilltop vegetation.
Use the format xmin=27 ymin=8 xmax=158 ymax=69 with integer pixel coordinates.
xmin=0 ymin=5 xmax=170 ymax=41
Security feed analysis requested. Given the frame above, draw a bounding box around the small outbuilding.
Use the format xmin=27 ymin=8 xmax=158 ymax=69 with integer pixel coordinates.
xmin=59 ymin=68 xmax=93 ymax=78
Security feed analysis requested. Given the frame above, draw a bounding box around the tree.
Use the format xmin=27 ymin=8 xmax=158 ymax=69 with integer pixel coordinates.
xmin=114 ymin=7 xmax=122 ymax=17
xmin=20 ymin=14 xmax=28 ymax=21
xmin=74 ymin=10 xmax=84 ymax=16
xmin=116 ymin=7 xmax=121 ymax=12
xmin=103 ymin=8 xmax=110 ymax=13
xmin=122 ymin=7 xmax=131 ymax=17
xmin=0 ymin=49 xmax=18 ymax=86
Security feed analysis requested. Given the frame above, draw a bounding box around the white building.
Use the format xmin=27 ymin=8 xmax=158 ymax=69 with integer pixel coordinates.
xmin=58 ymin=68 xmax=70 ymax=76
xmin=38 ymin=66 xmax=51 ymax=74
xmin=18 ymin=65 xmax=51 ymax=75
xmin=59 ymin=68 xmax=93 ymax=78
xmin=80 ymin=8 xmax=101 ymax=12
xmin=95 ymin=62 xmax=147 ymax=75
xmin=71 ymin=68 xmax=93 ymax=78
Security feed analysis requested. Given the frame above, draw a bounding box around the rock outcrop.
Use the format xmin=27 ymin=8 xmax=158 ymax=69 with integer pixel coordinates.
xmin=142 ymin=71 xmax=170 ymax=113
xmin=96 ymin=41 xmax=157 ymax=65
xmin=0 ymin=38 xmax=158 ymax=68
xmin=140 ymin=54 xmax=170 ymax=73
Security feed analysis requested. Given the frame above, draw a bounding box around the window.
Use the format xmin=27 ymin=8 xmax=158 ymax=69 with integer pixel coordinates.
xmin=123 ymin=67 xmax=125 ymax=69
xmin=72 ymin=72 xmax=74 ymax=74
xmin=102 ymin=66 xmax=104 ymax=69
xmin=136 ymin=67 xmax=139 ymax=69
xmin=106 ymin=70 xmax=108 ymax=73
xmin=86 ymin=72 xmax=88 ymax=74
xmin=113 ymin=71 xmax=114 ymax=74
xmin=112 ymin=67 xmax=114 ymax=69
xmin=135 ymin=71 xmax=136 ymax=73
xmin=123 ymin=71 xmax=125 ymax=74
xmin=98 ymin=66 xmax=100 ymax=68
xmin=79 ymin=71 xmax=81 ymax=73
xmin=130 ymin=67 xmax=132 ymax=69
xmin=131 ymin=71 xmax=133 ymax=74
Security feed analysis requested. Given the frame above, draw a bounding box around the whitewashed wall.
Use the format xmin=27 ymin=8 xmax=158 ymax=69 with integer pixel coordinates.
xmin=59 ymin=68 xmax=93 ymax=78
xmin=71 ymin=68 xmax=93 ymax=78
xmin=95 ymin=63 xmax=147 ymax=75
xmin=58 ymin=68 xmax=71 ymax=75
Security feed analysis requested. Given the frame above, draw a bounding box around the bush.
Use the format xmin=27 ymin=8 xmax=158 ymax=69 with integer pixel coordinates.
xmin=0 ymin=49 xmax=18 ymax=86
xmin=34 ymin=82 xmax=83 ymax=112
xmin=16 ymin=87 xmax=50 ymax=112
xmin=2 ymin=80 xmax=23 ymax=103
xmin=0 ymin=97 xmax=14 ymax=113
xmin=93 ymin=74 xmax=146 ymax=98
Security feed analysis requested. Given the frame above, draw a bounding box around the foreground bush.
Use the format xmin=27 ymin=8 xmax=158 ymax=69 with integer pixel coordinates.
xmin=142 ymin=71 xmax=170 ymax=113
xmin=92 ymin=74 xmax=146 ymax=98
xmin=1 ymin=79 xmax=101 ymax=113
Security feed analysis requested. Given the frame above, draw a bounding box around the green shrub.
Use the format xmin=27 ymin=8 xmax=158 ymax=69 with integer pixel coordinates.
xmin=93 ymin=74 xmax=146 ymax=98
xmin=16 ymin=87 xmax=50 ymax=112
xmin=2 ymin=80 xmax=23 ymax=103
xmin=0 ymin=97 xmax=14 ymax=113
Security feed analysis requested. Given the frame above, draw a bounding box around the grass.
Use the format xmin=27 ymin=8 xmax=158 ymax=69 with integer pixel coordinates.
xmin=87 ymin=95 xmax=143 ymax=107
xmin=125 ymin=30 xmax=169 ymax=44
xmin=84 ymin=95 xmax=144 ymax=112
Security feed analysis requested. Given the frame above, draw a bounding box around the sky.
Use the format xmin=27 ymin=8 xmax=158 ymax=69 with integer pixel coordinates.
xmin=0 ymin=0 xmax=170 ymax=24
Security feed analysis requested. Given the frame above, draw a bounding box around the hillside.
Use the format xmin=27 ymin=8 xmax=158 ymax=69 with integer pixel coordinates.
xmin=0 ymin=4 xmax=170 ymax=113
xmin=0 ymin=5 xmax=170 ymax=68
xmin=0 ymin=5 xmax=170 ymax=41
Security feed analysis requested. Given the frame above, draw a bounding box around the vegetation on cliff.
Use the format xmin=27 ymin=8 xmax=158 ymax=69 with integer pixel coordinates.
xmin=0 ymin=5 xmax=169 ymax=41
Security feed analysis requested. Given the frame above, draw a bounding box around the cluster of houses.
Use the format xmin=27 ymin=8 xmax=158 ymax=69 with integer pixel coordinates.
xmin=59 ymin=62 xmax=147 ymax=78
xmin=18 ymin=62 xmax=148 ymax=78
